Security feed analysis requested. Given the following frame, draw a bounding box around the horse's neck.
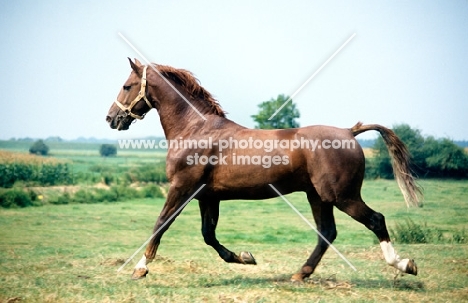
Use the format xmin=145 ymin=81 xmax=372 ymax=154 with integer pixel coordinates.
xmin=151 ymin=80 xmax=226 ymax=139
xmin=157 ymin=101 xmax=210 ymax=140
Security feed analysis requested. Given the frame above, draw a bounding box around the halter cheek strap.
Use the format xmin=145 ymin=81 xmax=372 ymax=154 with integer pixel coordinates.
xmin=114 ymin=66 xmax=153 ymax=120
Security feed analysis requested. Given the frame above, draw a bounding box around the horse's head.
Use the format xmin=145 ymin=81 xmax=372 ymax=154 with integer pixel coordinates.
xmin=106 ymin=58 xmax=154 ymax=131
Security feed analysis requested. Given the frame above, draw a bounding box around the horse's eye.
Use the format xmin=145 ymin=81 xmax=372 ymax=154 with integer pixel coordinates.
xmin=123 ymin=85 xmax=131 ymax=91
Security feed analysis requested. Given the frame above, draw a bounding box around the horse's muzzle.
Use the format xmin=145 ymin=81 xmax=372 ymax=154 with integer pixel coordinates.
xmin=106 ymin=114 xmax=132 ymax=131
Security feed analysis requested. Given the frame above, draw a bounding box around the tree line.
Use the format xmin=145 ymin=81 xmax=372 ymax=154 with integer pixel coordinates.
xmin=367 ymin=124 xmax=468 ymax=179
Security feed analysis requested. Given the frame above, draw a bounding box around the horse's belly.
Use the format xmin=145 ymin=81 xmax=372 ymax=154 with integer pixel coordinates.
xmin=206 ymin=165 xmax=311 ymax=200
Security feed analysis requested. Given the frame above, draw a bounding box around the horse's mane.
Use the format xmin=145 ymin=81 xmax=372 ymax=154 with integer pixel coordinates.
xmin=154 ymin=64 xmax=226 ymax=117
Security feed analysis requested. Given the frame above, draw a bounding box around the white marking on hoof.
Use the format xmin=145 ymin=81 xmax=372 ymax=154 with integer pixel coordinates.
xmin=380 ymin=241 xmax=416 ymax=274
xmin=132 ymin=255 xmax=149 ymax=279
xmin=136 ymin=255 xmax=148 ymax=268
xmin=396 ymin=258 xmax=410 ymax=272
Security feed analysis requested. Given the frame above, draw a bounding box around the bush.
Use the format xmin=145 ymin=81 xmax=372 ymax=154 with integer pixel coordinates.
xmin=72 ymin=171 xmax=100 ymax=185
xmin=423 ymin=137 xmax=468 ymax=178
xmin=390 ymin=218 xmax=443 ymax=244
xmin=7 ymin=183 xmax=165 ymax=208
xmin=94 ymin=188 xmax=119 ymax=202
xmin=50 ymin=192 xmax=71 ymax=205
xmin=66 ymin=185 xmax=141 ymax=204
xmin=109 ymin=185 xmax=139 ymax=201
xmin=125 ymin=162 xmax=167 ymax=183
xmin=0 ymin=162 xmax=73 ymax=188
xmin=140 ymin=184 xmax=164 ymax=198
xmin=29 ymin=139 xmax=49 ymax=156
xmin=102 ymin=174 xmax=114 ymax=186
xmin=0 ymin=189 xmax=38 ymax=208
xmin=100 ymin=144 xmax=117 ymax=157
xmin=38 ymin=163 xmax=73 ymax=186
xmin=452 ymin=229 xmax=466 ymax=244
xmin=367 ymin=124 xmax=468 ymax=179
xmin=0 ymin=163 xmax=23 ymax=187
xmin=72 ymin=189 xmax=96 ymax=204
xmin=390 ymin=219 xmax=466 ymax=244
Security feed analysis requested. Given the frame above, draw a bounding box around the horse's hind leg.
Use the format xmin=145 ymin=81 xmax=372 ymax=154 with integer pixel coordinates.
xmin=291 ymin=194 xmax=337 ymax=282
xmin=198 ymin=199 xmax=256 ymax=265
xmin=336 ymin=199 xmax=417 ymax=275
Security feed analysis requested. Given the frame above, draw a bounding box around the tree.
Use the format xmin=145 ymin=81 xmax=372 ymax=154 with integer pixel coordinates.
xmin=251 ymin=94 xmax=300 ymax=129
xmin=422 ymin=137 xmax=468 ymax=178
xmin=29 ymin=139 xmax=49 ymax=156
xmin=369 ymin=124 xmax=468 ymax=179
xmin=99 ymin=144 xmax=117 ymax=157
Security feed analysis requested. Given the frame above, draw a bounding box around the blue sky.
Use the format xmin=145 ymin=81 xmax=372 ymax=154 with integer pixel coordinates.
xmin=1 ymin=1 xmax=467 ymax=140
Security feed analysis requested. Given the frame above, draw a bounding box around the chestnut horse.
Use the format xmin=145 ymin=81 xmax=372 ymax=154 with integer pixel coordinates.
xmin=106 ymin=58 xmax=422 ymax=282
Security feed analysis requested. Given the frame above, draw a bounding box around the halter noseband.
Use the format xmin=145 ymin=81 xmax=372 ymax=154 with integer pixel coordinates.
xmin=114 ymin=66 xmax=153 ymax=120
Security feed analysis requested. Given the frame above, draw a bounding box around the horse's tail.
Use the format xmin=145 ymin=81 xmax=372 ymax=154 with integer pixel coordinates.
xmin=351 ymin=122 xmax=423 ymax=208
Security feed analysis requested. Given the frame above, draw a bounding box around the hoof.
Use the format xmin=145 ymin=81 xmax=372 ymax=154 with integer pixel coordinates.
xmin=131 ymin=268 xmax=149 ymax=280
xmin=239 ymin=251 xmax=257 ymax=265
xmin=405 ymin=259 xmax=417 ymax=276
xmin=290 ymin=273 xmax=304 ymax=284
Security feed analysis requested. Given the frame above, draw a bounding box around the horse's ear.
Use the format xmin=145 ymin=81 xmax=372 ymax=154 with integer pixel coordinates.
xmin=128 ymin=57 xmax=142 ymax=76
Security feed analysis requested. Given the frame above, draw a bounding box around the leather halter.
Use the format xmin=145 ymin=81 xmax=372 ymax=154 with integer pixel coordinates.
xmin=114 ymin=66 xmax=153 ymax=120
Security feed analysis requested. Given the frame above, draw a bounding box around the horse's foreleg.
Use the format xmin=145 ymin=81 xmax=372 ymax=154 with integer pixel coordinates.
xmin=336 ymin=199 xmax=417 ymax=276
xmin=131 ymin=188 xmax=190 ymax=279
xmin=199 ymin=199 xmax=256 ymax=265
xmin=291 ymin=200 xmax=336 ymax=282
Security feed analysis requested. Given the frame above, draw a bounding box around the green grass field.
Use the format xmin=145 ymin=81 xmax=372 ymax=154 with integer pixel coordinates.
xmin=1 ymin=179 xmax=467 ymax=302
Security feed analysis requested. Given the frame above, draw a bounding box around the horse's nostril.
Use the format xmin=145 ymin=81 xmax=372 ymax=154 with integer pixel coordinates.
xmin=106 ymin=116 xmax=112 ymax=122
